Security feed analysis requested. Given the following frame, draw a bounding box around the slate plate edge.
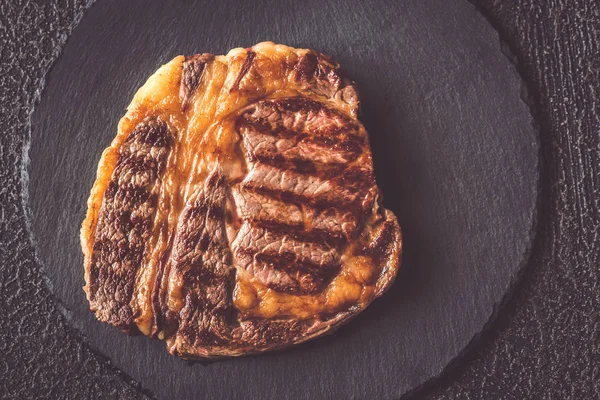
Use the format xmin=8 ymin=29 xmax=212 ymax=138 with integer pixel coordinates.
xmin=11 ymin=1 xmax=542 ymax=399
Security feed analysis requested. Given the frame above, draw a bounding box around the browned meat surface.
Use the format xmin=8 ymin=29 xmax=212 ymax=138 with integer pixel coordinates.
xmin=81 ymin=42 xmax=402 ymax=358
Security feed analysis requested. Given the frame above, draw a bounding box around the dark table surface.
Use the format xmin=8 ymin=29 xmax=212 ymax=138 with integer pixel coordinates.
xmin=0 ymin=0 xmax=598 ymax=399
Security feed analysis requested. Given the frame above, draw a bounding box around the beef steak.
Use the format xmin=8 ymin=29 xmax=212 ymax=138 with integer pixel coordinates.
xmin=81 ymin=42 xmax=402 ymax=358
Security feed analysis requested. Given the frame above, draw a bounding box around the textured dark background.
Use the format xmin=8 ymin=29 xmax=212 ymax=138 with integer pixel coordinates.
xmin=0 ymin=1 xmax=598 ymax=399
xmin=26 ymin=0 xmax=539 ymax=398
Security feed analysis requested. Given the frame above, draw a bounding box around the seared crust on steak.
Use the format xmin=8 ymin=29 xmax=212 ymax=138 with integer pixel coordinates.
xmin=81 ymin=42 xmax=402 ymax=358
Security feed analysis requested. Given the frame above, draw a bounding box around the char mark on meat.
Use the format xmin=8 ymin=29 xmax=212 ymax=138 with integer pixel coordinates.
xmin=168 ymin=170 xmax=236 ymax=348
xmin=236 ymin=97 xmax=374 ymax=210
xmin=180 ymin=54 xmax=215 ymax=111
xmin=231 ymin=96 xmax=379 ymax=295
xmin=231 ymin=50 xmax=256 ymax=92
xmin=237 ymin=100 xmax=364 ymax=171
xmin=241 ymin=163 xmax=373 ymax=210
xmin=88 ymin=117 xmax=172 ymax=332
xmin=232 ymin=222 xmax=341 ymax=294
xmin=232 ymin=188 xmax=357 ymax=241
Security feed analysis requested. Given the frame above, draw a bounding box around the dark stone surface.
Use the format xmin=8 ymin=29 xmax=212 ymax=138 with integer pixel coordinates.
xmin=26 ymin=0 xmax=537 ymax=399
xmin=0 ymin=1 xmax=597 ymax=400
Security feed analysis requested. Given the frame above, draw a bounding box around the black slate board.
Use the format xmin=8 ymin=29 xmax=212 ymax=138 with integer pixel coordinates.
xmin=3 ymin=0 xmax=599 ymax=399
xmin=25 ymin=0 xmax=538 ymax=398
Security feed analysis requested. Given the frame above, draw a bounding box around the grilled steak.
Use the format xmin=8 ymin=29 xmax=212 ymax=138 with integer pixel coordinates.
xmin=81 ymin=42 xmax=402 ymax=358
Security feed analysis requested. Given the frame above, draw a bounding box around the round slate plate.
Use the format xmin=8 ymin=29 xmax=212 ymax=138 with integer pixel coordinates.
xmin=28 ymin=0 xmax=538 ymax=398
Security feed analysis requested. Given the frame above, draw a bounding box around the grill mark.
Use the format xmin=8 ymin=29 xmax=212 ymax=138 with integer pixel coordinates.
xmin=175 ymin=205 xmax=230 ymax=255
xmin=180 ymin=54 xmax=215 ymax=111
xmin=252 ymin=153 xmax=318 ymax=174
xmin=315 ymin=55 xmax=341 ymax=88
xmin=305 ymin=129 xmax=364 ymax=154
xmin=235 ymin=248 xmax=338 ymax=295
xmin=231 ymin=222 xmax=341 ymax=294
xmin=363 ymin=219 xmax=396 ymax=264
xmin=236 ymin=97 xmax=371 ymax=205
xmin=249 ymin=152 xmax=369 ymax=178
xmin=294 ymin=51 xmax=346 ymax=98
xmin=315 ymin=207 xmax=359 ymax=239
xmin=294 ymin=51 xmax=318 ymax=82
xmin=122 ymin=119 xmax=172 ymax=148
xmin=264 ymin=273 xmax=327 ymax=294
xmin=238 ymin=97 xmax=358 ymax=129
xmin=251 ymin=219 xmax=346 ymax=247
xmin=247 ymin=185 xmax=344 ymax=211
xmin=242 ymin=163 xmax=374 ymax=212
xmin=251 ymin=259 xmax=332 ymax=295
xmin=234 ymin=184 xmax=358 ymax=243
xmin=238 ymin=127 xmax=363 ymax=171
xmin=236 ymin=247 xmax=319 ymax=273
xmin=88 ymin=117 xmax=172 ymax=331
xmin=268 ymin=96 xmax=324 ymax=113
xmin=329 ymin=165 xmax=376 ymax=193
xmin=231 ymin=50 xmax=256 ymax=92
xmin=169 ymin=170 xmax=236 ymax=347
xmin=253 ymin=251 xmax=340 ymax=274
xmin=238 ymin=119 xmax=363 ymax=146
xmin=232 ymin=222 xmax=340 ymax=265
